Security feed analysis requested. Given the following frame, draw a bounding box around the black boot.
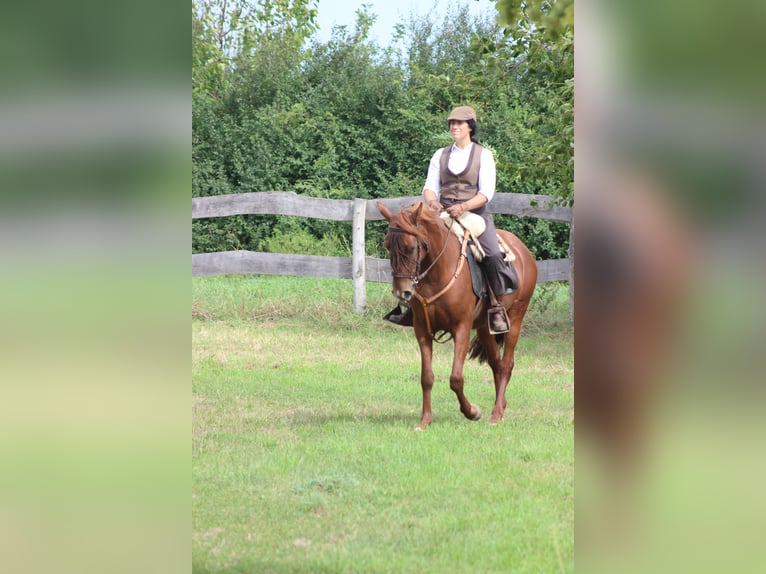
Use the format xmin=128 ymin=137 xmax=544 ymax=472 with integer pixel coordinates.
xmin=383 ymin=303 xmax=413 ymax=327
xmin=482 ymin=255 xmax=511 ymax=334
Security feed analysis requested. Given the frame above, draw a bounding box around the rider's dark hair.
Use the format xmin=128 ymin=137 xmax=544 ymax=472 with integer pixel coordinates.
xmin=467 ymin=119 xmax=478 ymax=143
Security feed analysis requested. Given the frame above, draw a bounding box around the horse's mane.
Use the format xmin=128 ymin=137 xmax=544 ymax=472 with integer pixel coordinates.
xmin=394 ymin=202 xmax=438 ymax=242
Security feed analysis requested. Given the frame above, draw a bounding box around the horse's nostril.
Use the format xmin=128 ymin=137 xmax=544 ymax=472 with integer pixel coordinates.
xmin=402 ymin=291 xmax=412 ymax=301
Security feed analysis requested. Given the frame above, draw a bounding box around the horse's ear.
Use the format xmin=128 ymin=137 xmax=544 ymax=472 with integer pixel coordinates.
xmin=377 ymin=201 xmax=393 ymax=222
xmin=413 ymin=202 xmax=424 ymax=217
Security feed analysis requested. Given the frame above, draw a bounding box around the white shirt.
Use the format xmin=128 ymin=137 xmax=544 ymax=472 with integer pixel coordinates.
xmin=422 ymin=143 xmax=497 ymax=202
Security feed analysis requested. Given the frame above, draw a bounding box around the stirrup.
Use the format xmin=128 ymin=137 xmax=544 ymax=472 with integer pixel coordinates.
xmin=487 ymin=306 xmax=510 ymax=335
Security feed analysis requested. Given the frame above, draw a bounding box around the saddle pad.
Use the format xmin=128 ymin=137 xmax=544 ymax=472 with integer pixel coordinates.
xmin=440 ymin=211 xmax=486 ymax=239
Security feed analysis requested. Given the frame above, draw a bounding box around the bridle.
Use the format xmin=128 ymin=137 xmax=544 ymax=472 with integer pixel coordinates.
xmin=387 ymin=218 xmax=471 ymax=342
xmin=387 ymin=221 xmax=451 ymax=284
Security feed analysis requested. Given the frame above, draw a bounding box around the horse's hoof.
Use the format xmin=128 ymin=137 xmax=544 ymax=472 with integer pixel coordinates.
xmin=470 ymin=405 xmax=482 ymax=421
xmin=414 ymin=425 xmax=424 ymax=432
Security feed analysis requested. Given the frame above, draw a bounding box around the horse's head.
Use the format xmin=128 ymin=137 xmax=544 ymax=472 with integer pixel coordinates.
xmin=377 ymin=201 xmax=433 ymax=303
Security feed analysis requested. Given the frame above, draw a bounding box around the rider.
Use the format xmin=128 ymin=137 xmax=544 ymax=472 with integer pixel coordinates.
xmin=386 ymin=105 xmax=518 ymax=333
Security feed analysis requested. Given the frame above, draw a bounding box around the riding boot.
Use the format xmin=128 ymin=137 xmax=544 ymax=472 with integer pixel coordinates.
xmin=482 ymin=255 xmax=511 ymax=334
xmin=485 ymin=288 xmax=510 ymax=334
xmin=383 ymin=303 xmax=413 ymax=327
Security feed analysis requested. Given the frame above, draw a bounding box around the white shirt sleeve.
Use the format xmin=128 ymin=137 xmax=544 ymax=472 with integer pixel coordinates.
xmin=477 ymin=146 xmax=496 ymax=202
xmin=422 ymin=149 xmax=443 ymax=199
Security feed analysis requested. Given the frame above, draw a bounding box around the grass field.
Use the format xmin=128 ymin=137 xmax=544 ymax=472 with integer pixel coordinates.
xmin=192 ymin=276 xmax=573 ymax=573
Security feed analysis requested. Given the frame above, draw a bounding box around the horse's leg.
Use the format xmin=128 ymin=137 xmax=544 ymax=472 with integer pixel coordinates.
xmin=416 ymin=335 xmax=435 ymax=430
xmin=450 ymin=326 xmax=482 ymax=422
xmin=474 ymin=326 xmax=507 ymax=424
xmin=490 ymin=300 xmax=530 ymax=424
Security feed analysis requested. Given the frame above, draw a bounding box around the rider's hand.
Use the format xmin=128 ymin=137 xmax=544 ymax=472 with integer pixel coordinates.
xmin=446 ymin=203 xmax=466 ymax=219
xmin=427 ymin=200 xmax=443 ymax=212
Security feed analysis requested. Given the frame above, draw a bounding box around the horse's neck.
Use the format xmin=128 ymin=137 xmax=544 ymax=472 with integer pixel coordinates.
xmin=422 ymin=222 xmax=459 ymax=274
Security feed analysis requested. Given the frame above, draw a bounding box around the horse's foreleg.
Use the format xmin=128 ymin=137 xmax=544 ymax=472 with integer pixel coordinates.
xmin=417 ymin=336 xmax=435 ymax=430
xmin=450 ymin=328 xmax=482 ymax=422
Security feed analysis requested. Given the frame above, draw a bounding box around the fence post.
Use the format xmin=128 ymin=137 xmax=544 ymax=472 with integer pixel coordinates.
xmin=352 ymin=198 xmax=367 ymax=312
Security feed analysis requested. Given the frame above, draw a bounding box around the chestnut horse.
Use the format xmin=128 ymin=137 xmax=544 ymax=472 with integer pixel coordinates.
xmin=377 ymin=201 xmax=537 ymax=429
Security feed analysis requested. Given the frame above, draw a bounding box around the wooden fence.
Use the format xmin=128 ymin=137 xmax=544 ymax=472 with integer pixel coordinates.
xmin=192 ymin=192 xmax=573 ymax=312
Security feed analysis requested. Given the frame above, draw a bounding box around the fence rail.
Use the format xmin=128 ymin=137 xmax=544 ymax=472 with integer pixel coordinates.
xmin=192 ymin=192 xmax=573 ymax=311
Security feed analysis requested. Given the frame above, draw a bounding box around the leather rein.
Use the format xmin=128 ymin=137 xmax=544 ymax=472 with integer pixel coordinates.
xmin=388 ymin=219 xmax=471 ymax=342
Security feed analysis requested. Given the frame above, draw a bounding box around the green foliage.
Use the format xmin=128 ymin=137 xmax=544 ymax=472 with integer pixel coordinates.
xmin=263 ymin=217 xmax=351 ymax=256
xmin=495 ymin=0 xmax=574 ymax=39
xmin=491 ymin=3 xmax=574 ymax=206
xmin=192 ymin=215 xmax=276 ymax=252
xmin=495 ymin=214 xmax=570 ymax=260
xmin=192 ymin=1 xmax=573 ymax=255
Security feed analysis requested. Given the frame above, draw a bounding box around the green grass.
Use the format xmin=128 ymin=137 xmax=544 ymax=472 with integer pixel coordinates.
xmin=193 ymin=276 xmax=573 ymax=573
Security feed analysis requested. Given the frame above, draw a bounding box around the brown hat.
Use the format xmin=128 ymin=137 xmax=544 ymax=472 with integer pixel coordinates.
xmin=447 ymin=106 xmax=476 ymax=121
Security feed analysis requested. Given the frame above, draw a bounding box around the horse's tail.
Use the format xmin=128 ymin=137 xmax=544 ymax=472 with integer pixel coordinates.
xmin=468 ymin=333 xmax=505 ymax=364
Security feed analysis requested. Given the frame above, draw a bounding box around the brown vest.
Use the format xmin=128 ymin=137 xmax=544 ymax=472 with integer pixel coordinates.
xmin=439 ymin=143 xmax=483 ymax=202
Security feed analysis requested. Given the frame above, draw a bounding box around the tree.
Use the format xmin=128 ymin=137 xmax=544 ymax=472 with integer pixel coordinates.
xmin=192 ymin=0 xmax=318 ymax=100
xmin=495 ymin=0 xmax=574 ymax=38
xmin=494 ymin=0 xmax=574 ymax=206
